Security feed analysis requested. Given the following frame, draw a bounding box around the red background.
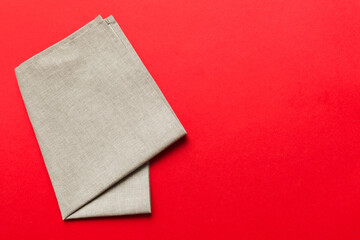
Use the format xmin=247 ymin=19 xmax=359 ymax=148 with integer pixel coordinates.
xmin=1 ymin=0 xmax=360 ymax=239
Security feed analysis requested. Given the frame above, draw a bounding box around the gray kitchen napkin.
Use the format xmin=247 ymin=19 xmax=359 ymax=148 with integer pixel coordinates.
xmin=15 ymin=15 xmax=186 ymax=220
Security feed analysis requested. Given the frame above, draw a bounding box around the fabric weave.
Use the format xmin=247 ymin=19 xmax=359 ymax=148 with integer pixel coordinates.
xmin=15 ymin=15 xmax=186 ymax=220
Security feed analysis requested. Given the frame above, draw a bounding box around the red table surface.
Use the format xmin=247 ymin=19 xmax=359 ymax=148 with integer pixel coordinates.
xmin=1 ymin=0 xmax=360 ymax=239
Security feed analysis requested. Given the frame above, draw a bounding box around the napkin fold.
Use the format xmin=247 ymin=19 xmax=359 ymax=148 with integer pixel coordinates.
xmin=15 ymin=15 xmax=186 ymax=220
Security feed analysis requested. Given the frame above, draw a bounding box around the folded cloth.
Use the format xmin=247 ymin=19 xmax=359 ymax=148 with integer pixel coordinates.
xmin=15 ymin=15 xmax=186 ymax=220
